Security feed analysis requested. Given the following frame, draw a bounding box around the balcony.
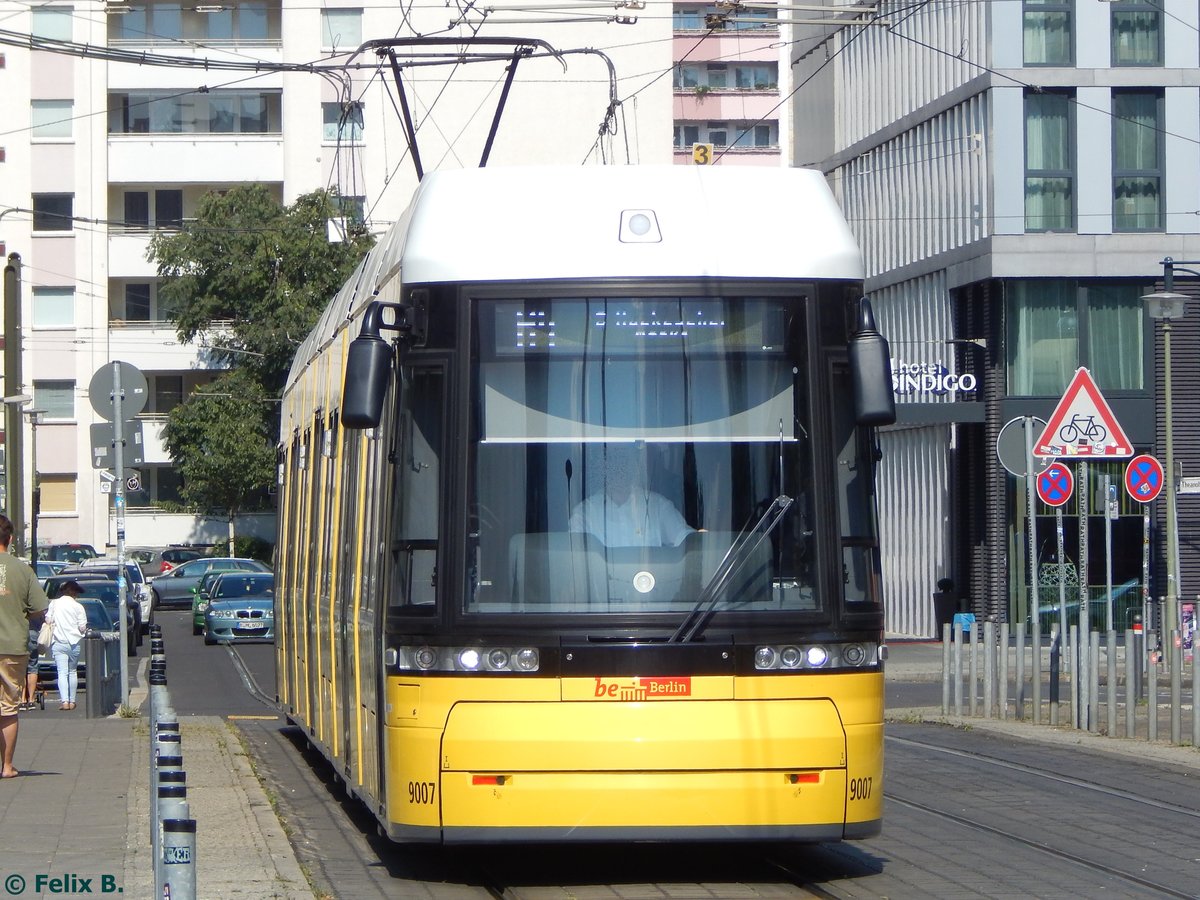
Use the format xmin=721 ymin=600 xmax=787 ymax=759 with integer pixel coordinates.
xmin=105 ymin=321 xmax=228 ymax=373
xmin=108 ymin=135 xmax=284 ymax=184
xmin=674 ymin=91 xmax=780 ymax=121
xmin=109 ymin=232 xmax=156 ymax=278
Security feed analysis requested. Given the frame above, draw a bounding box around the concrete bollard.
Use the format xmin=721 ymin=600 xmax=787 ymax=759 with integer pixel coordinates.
xmin=161 ymin=818 xmax=197 ymax=900
xmin=941 ymin=623 xmax=951 ymax=715
xmin=1148 ymin=630 xmax=1159 ymax=742
xmin=1124 ymin=628 xmax=1136 ymax=739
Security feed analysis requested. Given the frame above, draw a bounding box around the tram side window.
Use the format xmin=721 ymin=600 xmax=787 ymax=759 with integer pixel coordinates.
xmin=390 ymin=368 xmax=443 ymax=612
xmin=830 ymin=359 xmax=882 ymax=608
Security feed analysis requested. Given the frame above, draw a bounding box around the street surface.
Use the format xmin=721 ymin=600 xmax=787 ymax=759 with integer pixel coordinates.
xmin=153 ymin=609 xmax=1200 ymax=899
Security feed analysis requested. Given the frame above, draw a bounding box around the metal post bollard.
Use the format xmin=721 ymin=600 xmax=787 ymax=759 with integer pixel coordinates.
xmin=1133 ymin=615 xmax=1144 ymax=700
xmin=1124 ymin=628 xmax=1136 ymax=739
xmin=153 ymin=728 xmax=182 ymax=892
xmin=161 ymin=818 xmax=197 ymax=900
xmin=155 ymin=786 xmax=187 ymax=895
xmin=941 ymin=623 xmax=951 ymax=715
xmin=83 ymin=635 xmax=104 ymax=718
xmin=1049 ymin=628 xmax=1060 ymax=727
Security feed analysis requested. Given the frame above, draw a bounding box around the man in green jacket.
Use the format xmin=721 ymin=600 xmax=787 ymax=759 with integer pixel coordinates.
xmin=0 ymin=515 xmax=49 ymax=778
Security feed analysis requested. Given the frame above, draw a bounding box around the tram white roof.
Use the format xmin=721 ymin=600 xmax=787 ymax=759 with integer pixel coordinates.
xmin=287 ymin=166 xmax=862 ymax=394
xmin=400 ymin=165 xmax=863 ymax=284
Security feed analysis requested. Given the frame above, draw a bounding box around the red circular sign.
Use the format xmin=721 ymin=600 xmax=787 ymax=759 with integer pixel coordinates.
xmin=1037 ymin=462 xmax=1074 ymax=507
xmin=1124 ymin=454 xmax=1164 ymax=503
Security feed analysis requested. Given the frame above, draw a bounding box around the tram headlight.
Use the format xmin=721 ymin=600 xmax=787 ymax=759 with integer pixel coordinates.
xmin=413 ymin=646 xmax=438 ymax=670
xmin=842 ymin=643 xmax=867 ymax=666
xmin=805 ymin=646 xmax=829 ymax=667
xmin=392 ymin=644 xmax=541 ymax=673
xmin=754 ymin=642 xmax=880 ymax=670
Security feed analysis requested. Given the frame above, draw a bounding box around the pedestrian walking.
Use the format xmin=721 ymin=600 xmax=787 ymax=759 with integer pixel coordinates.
xmin=47 ymin=581 xmax=88 ymax=711
xmin=23 ymin=625 xmax=40 ymax=710
xmin=0 ymin=515 xmax=50 ymax=778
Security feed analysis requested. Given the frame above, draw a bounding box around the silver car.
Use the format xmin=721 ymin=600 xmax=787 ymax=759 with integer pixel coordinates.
xmin=151 ymin=557 xmax=271 ymax=609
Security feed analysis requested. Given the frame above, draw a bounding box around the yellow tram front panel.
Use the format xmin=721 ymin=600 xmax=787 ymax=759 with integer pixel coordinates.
xmin=383 ymin=672 xmax=881 ymax=839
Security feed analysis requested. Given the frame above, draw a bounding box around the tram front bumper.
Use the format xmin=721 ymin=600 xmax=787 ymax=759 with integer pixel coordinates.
xmin=424 ymin=698 xmax=875 ymax=842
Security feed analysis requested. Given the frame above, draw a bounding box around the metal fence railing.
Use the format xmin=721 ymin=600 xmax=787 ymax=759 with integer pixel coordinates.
xmin=941 ymin=618 xmax=1200 ymax=746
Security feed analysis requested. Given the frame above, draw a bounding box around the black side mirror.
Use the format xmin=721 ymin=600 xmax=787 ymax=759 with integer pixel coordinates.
xmin=342 ymin=301 xmax=409 ymax=429
xmin=848 ymin=298 xmax=897 ymax=426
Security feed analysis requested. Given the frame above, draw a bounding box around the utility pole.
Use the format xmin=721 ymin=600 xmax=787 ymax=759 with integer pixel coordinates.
xmin=3 ymin=253 xmax=24 ymax=553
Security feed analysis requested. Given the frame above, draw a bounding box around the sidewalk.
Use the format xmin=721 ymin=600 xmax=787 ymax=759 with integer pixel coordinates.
xmin=0 ymin=660 xmax=312 ymax=899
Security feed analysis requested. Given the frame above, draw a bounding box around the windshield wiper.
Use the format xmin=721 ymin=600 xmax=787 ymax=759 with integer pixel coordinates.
xmin=668 ymin=494 xmax=793 ymax=643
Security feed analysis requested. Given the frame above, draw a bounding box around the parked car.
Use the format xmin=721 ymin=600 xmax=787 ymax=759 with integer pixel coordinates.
xmin=1036 ymin=577 xmax=1144 ymax=633
xmin=127 ymin=546 xmax=206 ymax=579
xmin=35 ymin=560 xmax=67 ymax=579
xmin=203 ymin=573 xmax=275 ymax=645
xmin=37 ymin=597 xmax=119 ymax=689
xmin=151 ymin=557 xmax=271 ymax=609
xmin=35 ymin=543 xmax=98 ymax=564
xmin=191 ymin=570 xmax=232 ymax=634
xmin=44 ymin=576 xmax=138 ymax=656
xmin=62 ymin=560 xmax=152 ymax=639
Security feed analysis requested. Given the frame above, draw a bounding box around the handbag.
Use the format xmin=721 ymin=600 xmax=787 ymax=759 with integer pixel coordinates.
xmin=36 ymin=618 xmax=53 ymax=655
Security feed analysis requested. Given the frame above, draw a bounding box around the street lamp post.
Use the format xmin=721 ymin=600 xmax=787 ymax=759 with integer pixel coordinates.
xmin=23 ymin=409 xmax=44 ymax=560
xmin=1 ymin=393 xmax=31 ymax=553
xmin=1144 ymin=257 xmax=1193 ymax=644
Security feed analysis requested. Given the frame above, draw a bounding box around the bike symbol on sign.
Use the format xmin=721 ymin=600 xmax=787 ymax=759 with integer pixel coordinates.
xmin=1058 ymin=414 xmax=1107 ymax=446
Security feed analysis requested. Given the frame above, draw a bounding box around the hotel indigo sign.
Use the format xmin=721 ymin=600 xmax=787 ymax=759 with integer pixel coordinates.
xmin=891 ymin=360 xmax=978 ymax=398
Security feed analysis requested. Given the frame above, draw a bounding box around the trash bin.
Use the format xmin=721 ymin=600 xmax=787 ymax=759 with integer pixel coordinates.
xmin=83 ymin=633 xmax=120 ymax=718
xmin=933 ymin=590 xmax=957 ymax=629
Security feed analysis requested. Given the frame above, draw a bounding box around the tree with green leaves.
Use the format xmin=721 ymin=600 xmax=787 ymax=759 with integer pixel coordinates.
xmin=150 ymin=185 xmax=374 ymax=393
xmin=160 ymin=370 xmax=278 ymax=556
xmin=150 ymin=185 xmax=374 ymax=548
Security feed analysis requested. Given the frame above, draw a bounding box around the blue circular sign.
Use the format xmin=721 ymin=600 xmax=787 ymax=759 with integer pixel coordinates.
xmin=1124 ymin=454 xmax=1164 ymax=503
xmin=1037 ymin=462 xmax=1073 ymax=507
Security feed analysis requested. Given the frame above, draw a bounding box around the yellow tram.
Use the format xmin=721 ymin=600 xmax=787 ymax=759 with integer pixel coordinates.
xmin=277 ymin=165 xmax=893 ymax=843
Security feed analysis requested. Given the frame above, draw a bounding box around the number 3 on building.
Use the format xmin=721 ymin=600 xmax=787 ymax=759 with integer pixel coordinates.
xmin=692 ymin=143 xmax=714 ymax=165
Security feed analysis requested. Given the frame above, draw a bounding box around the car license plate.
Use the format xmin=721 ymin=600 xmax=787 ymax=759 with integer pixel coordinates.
xmin=238 ymin=621 xmax=266 ymax=629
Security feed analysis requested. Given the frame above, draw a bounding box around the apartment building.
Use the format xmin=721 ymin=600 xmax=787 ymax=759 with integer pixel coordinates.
xmin=672 ymin=2 xmax=788 ymax=164
xmin=0 ymin=0 xmax=672 ymax=552
xmin=796 ymin=0 xmax=1200 ymax=636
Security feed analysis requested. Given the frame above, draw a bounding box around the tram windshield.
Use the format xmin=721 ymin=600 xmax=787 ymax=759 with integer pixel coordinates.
xmin=463 ymin=295 xmax=823 ymax=616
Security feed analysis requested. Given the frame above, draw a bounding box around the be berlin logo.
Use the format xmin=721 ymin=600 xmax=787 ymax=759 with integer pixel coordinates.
xmin=3 ymin=873 xmax=122 ymax=894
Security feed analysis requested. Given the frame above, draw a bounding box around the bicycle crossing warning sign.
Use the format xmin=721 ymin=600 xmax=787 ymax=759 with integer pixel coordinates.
xmin=1034 ymin=367 xmax=1133 ymax=458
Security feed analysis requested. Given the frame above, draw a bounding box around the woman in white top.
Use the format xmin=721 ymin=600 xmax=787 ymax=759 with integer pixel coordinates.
xmin=46 ymin=581 xmax=89 ymax=711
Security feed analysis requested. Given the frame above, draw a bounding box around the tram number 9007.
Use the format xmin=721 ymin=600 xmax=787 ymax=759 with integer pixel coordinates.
xmin=849 ymin=777 xmax=873 ymax=801
xmin=409 ymin=781 xmax=436 ymax=805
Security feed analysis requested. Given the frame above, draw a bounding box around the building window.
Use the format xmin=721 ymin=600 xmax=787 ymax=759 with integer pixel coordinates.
xmin=321 ymin=9 xmax=361 ymax=51
xmin=153 ymin=467 xmax=184 ymax=504
xmin=153 ymin=375 xmax=184 ymax=414
xmin=674 ymin=62 xmax=777 ymax=91
xmin=32 ymin=193 xmax=74 ymax=232
xmin=1024 ymin=91 xmax=1073 ymax=232
xmin=31 ymin=7 xmax=72 ymax=40
xmin=31 ymin=100 xmax=73 ymax=139
xmin=156 ymin=190 xmax=183 ymax=229
xmin=125 ymin=192 xmax=150 ymax=228
xmin=1111 ymin=0 xmax=1161 ymax=66
xmin=1008 ymin=281 xmax=1144 ymax=395
xmin=125 ymin=283 xmax=152 ymax=321
xmin=109 ymin=91 xmax=282 ymax=134
xmin=321 ymin=102 xmax=365 ymax=143
xmin=672 ymin=4 xmax=773 ymax=31
xmin=109 ymin=1 xmax=279 ymax=43
xmin=1023 ymin=0 xmax=1072 ymax=65
xmin=39 ymin=475 xmax=77 ymax=514
xmin=1113 ymin=90 xmax=1162 ymax=231
xmin=34 ymin=381 xmax=75 ymax=420
xmin=673 ymin=121 xmax=777 ymax=150
xmin=32 ymin=288 xmax=74 ymax=327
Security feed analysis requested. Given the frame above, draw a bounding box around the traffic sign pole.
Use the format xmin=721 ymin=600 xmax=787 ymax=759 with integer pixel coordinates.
xmin=1078 ymin=459 xmax=1090 ymax=732
xmin=113 ymin=362 xmax=129 ymax=707
xmin=1024 ymin=417 xmax=1038 ymax=629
